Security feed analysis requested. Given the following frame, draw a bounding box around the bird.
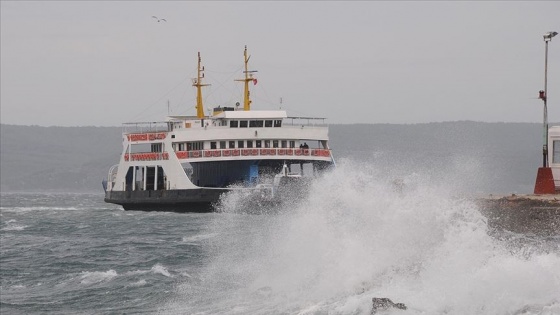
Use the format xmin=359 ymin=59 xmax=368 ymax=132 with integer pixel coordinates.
xmin=152 ymin=16 xmax=167 ymax=22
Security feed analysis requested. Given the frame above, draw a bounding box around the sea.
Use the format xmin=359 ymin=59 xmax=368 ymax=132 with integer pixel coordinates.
xmin=1 ymin=160 xmax=559 ymax=315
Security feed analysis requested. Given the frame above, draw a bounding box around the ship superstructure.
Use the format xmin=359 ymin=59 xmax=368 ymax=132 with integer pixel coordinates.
xmin=104 ymin=47 xmax=335 ymax=211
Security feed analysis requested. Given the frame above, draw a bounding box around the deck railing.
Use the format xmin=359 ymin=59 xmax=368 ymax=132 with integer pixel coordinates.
xmin=123 ymin=122 xmax=171 ymax=134
xmin=285 ymin=117 xmax=327 ymax=127
xmin=124 ymin=148 xmax=331 ymax=162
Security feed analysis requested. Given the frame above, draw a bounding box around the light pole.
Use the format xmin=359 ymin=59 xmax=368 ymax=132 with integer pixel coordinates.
xmin=540 ymin=31 xmax=558 ymax=167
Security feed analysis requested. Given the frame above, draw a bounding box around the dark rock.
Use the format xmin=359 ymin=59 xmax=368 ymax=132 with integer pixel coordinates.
xmin=371 ymin=297 xmax=407 ymax=314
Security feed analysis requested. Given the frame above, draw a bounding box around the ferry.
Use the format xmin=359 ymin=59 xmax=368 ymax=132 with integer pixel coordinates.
xmin=103 ymin=47 xmax=335 ymax=212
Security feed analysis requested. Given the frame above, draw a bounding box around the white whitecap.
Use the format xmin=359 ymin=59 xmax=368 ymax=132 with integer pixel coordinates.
xmin=3 ymin=224 xmax=27 ymax=231
xmin=80 ymin=270 xmax=118 ymax=285
xmin=151 ymin=264 xmax=172 ymax=277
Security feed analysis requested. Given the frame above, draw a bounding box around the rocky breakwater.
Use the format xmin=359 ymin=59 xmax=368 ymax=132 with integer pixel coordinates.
xmin=476 ymin=194 xmax=560 ymax=236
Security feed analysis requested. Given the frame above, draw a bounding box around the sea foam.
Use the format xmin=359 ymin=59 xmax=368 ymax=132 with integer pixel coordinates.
xmin=167 ymin=159 xmax=560 ymax=314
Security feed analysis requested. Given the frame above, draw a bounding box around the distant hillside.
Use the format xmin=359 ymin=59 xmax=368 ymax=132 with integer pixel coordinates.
xmin=0 ymin=122 xmax=546 ymax=194
xmin=0 ymin=125 xmax=122 ymax=192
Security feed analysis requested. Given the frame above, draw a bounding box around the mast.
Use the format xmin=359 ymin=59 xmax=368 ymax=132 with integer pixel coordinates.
xmin=235 ymin=46 xmax=258 ymax=111
xmin=193 ymin=52 xmax=209 ymax=118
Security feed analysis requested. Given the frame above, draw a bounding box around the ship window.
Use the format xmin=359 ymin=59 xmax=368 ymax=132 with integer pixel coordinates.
xmin=220 ymin=141 xmax=226 ymax=149
xmin=274 ymin=120 xmax=282 ymax=127
xmin=187 ymin=141 xmax=203 ymax=151
xmin=210 ymin=142 xmax=217 ymax=149
xmin=281 ymin=140 xmax=287 ymax=148
xmin=240 ymin=120 xmax=248 ymax=128
xmin=151 ymin=143 xmax=162 ymax=152
xmin=265 ymin=120 xmax=273 ymax=127
xmin=554 ymin=140 xmax=560 ymax=164
xmin=247 ymin=140 xmax=253 ymax=148
xmin=273 ymin=140 xmax=279 ymax=148
xmin=230 ymin=120 xmax=238 ymax=128
xmin=238 ymin=140 xmax=244 ymax=148
xmin=229 ymin=141 xmax=235 ymax=148
xmin=289 ymin=140 xmax=295 ymax=148
xmin=256 ymin=140 xmax=262 ymax=148
xmin=250 ymin=120 xmax=263 ymax=127
xmin=264 ymin=140 xmax=270 ymax=148
xmin=186 ymin=143 xmax=192 ymax=151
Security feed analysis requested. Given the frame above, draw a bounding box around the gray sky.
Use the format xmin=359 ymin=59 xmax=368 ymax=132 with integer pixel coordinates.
xmin=1 ymin=1 xmax=559 ymax=127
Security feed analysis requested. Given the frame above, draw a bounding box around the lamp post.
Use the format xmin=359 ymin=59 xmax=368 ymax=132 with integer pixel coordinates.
xmin=534 ymin=31 xmax=558 ymax=194
xmin=541 ymin=31 xmax=558 ymax=167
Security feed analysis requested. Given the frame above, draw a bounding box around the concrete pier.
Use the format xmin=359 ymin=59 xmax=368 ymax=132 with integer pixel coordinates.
xmin=476 ymin=194 xmax=560 ymax=236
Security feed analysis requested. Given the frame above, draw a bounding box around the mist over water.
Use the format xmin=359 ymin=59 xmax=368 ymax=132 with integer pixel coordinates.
xmin=167 ymin=159 xmax=560 ymax=314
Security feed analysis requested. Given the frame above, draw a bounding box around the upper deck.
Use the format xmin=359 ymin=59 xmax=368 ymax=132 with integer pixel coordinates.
xmin=122 ymin=110 xmax=330 ymax=142
xmin=120 ymin=110 xmax=332 ymax=163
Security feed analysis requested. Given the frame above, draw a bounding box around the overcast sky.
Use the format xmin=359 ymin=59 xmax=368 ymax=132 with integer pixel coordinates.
xmin=1 ymin=1 xmax=559 ymax=127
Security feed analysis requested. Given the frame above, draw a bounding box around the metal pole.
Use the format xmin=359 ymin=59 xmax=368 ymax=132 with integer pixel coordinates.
xmin=541 ymin=31 xmax=558 ymax=167
xmin=543 ymin=40 xmax=549 ymax=167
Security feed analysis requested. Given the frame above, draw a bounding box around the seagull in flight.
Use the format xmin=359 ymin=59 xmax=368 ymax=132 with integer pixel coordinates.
xmin=152 ymin=16 xmax=167 ymax=22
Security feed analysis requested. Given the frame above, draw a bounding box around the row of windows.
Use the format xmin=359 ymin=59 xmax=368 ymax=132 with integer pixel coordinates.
xmin=210 ymin=139 xmax=296 ymax=149
xmin=176 ymin=141 xmax=203 ymax=151
xmin=174 ymin=140 xmax=297 ymax=151
xmin=230 ymin=120 xmax=282 ymax=128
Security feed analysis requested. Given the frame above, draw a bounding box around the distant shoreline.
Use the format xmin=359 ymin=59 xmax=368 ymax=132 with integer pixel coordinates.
xmin=2 ymin=121 xmax=557 ymax=128
xmin=0 ymin=122 xmax=548 ymax=193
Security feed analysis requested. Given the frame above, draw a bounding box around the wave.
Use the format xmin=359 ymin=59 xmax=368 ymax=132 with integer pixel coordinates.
xmin=2 ymin=219 xmax=28 ymax=231
xmin=125 ymin=264 xmax=173 ymax=278
xmin=166 ymin=159 xmax=560 ymax=314
xmin=181 ymin=233 xmax=218 ymax=244
xmin=80 ymin=270 xmax=118 ymax=285
xmin=1 ymin=206 xmax=87 ymax=212
xmin=151 ymin=264 xmax=172 ymax=277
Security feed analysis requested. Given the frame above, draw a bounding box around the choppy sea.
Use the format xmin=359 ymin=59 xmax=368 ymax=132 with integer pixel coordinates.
xmin=1 ymin=161 xmax=560 ymax=314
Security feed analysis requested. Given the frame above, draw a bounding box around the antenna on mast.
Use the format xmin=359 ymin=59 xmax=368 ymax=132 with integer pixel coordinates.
xmin=235 ymin=45 xmax=258 ymax=111
xmin=193 ymin=52 xmax=210 ymax=119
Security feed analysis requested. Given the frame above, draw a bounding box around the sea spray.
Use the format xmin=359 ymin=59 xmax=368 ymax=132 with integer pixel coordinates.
xmin=165 ymin=159 xmax=560 ymax=314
